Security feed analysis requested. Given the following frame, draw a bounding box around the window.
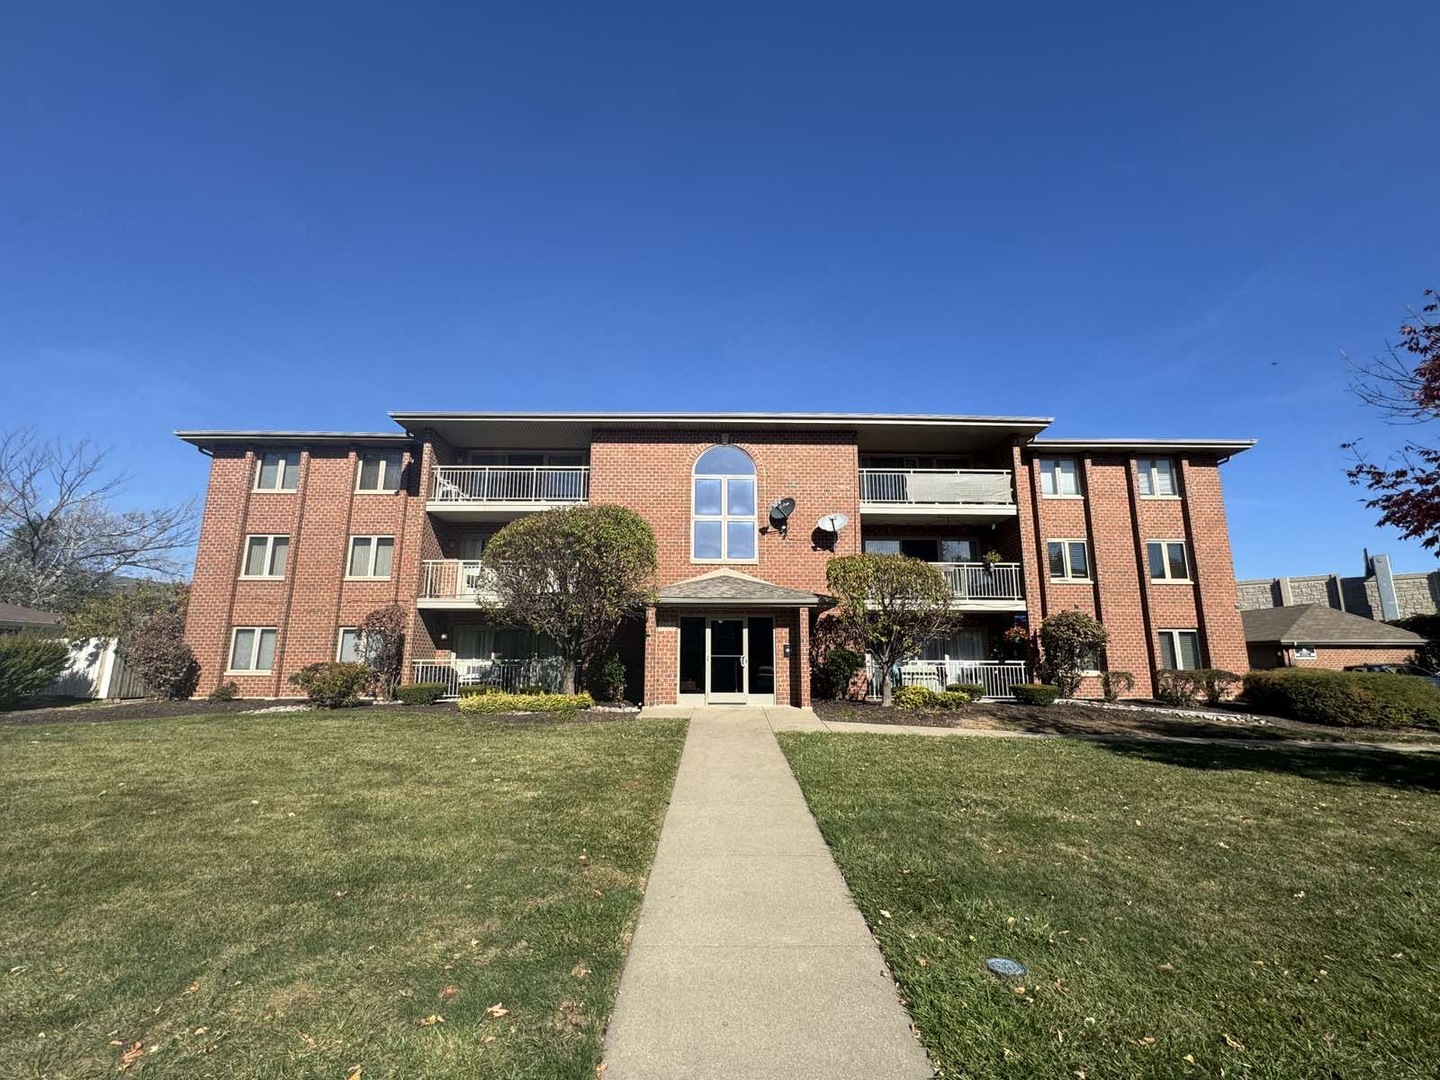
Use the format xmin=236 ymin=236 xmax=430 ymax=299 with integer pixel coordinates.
xmin=255 ymin=451 xmax=300 ymax=492
xmin=1137 ymin=457 xmax=1178 ymax=497
xmin=347 ymin=535 xmax=395 ymax=579
xmin=336 ymin=628 xmax=361 ymax=663
xmin=356 ymin=452 xmax=404 ymax=493
xmin=1158 ymin=629 xmax=1201 ymax=670
xmin=692 ymin=445 xmax=756 ymax=561
xmin=1038 ymin=458 xmax=1080 ymax=497
xmin=862 ymin=537 xmax=976 ymax=562
xmin=1047 ymin=539 xmax=1091 ymax=581
xmin=1293 ymin=646 xmax=1317 ymax=660
xmin=241 ymin=535 xmax=289 ymax=579
xmin=229 ymin=627 xmax=277 ymax=673
xmin=1147 ymin=540 xmax=1191 ymax=582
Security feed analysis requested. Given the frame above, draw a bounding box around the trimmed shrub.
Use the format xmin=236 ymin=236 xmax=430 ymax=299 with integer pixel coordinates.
xmin=457 ymin=691 xmax=594 ymax=715
xmin=125 ymin=611 xmax=198 ymax=700
xmin=1154 ymin=669 xmax=1206 ymax=706
xmin=946 ymin=682 xmax=987 ymax=699
xmin=288 ymin=662 xmax=371 ymax=709
xmin=814 ymin=647 xmax=866 ymax=700
xmin=936 ymin=690 xmax=970 ymax=710
xmin=1201 ymin=669 xmax=1242 ymax=705
xmin=1101 ymin=671 xmax=1136 ymax=702
xmin=1012 ymin=683 xmax=1060 ymax=707
xmin=588 ymin=653 xmax=627 ymax=703
xmin=1037 ymin=610 xmax=1109 ymax=698
xmin=207 ymin=681 xmax=239 ymax=702
xmin=893 ymin=684 xmax=939 ymax=710
xmin=1242 ymin=668 xmax=1440 ymax=729
xmin=395 ymin=682 xmax=448 ymax=705
xmin=0 ymin=636 xmax=70 ymax=708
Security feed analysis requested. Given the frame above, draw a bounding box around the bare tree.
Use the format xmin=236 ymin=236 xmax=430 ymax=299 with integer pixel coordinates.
xmin=0 ymin=431 xmax=197 ymax=612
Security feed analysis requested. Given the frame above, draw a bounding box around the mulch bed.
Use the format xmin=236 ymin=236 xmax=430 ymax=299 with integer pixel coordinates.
xmin=812 ymin=698 xmax=1437 ymax=744
xmin=1 ymin=698 xmax=643 ymax=727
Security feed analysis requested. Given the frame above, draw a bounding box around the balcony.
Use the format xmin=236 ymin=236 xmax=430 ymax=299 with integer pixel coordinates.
xmin=935 ymin=561 xmax=1025 ymax=610
xmin=866 ymin=659 xmax=1030 ymax=700
xmin=427 ymin=465 xmax=590 ymax=520
xmin=412 ymin=657 xmax=566 ymax=696
xmin=417 ymin=559 xmax=497 ymax=608
xmin=859 ymin=468 xmax=1016 ymax=523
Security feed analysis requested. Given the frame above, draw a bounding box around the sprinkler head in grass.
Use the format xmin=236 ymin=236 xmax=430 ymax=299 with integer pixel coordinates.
xmin=985 ymin=957 xmax=1027 ymax=980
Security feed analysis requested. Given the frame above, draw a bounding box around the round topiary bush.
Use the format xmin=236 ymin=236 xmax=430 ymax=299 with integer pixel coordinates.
xmin=1012 ymin=683 xmax=1060 ymax=707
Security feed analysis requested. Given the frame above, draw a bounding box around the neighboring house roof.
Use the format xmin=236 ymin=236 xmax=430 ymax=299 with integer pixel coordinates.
xmin=657 ymin=569 xmax=824 ymax=607
xmin=0 ymin=603 xmax=63 ymax=631
xmin=1241 ymin=604 xmax=1426 ymax=647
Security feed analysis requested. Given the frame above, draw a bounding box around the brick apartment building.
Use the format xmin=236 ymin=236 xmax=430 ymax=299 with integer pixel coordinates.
xmin=177 ymin=413 xmax=1254 ymax=705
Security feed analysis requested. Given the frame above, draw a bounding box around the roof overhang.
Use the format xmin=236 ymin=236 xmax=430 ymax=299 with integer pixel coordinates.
xmin=175 ymin=430 xmax=416 ymax=453
xmin=1029 ymin=438 xmax=1256 ymax=461
xmin=389 ymin=412 xmax=1054 ymax=454
xmin=656 ymin=595 xmax=826 ymax=608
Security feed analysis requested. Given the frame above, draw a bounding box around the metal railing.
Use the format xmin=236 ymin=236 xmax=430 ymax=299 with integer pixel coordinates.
xmin=867 ymin=659 xmax=1029 ymax=700
xmin=859 ymin=468 xmax=1014 ymax=506
xmin=934 ymin=561 xmax=1024 ymax=601
xmin=430 ymin=465 xmax=590 ymax=504
xmin=410 ymin=658 xmax=569 ymax=696
xmin=419 ymin=559 xmax=496 ymax=601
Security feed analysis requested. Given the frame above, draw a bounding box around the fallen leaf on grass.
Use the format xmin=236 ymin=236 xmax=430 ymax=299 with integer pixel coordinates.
xmin=1223 ymin=1033 xmax=1246 ymax=1052
xmin=440 ymin=986 xmax=459 ymax=1001
xmin=417 ymin=1015 xmax=444 ymax=1027
xmin=1157 ymin=963 xmax=1174 ymax=972
xmin=486 ymin=1004 xmax=509 ymax=1018
xmin=117 ymin=1041 xmax=144 ymax=1072
xmin=183 ymin=980 xmax=200 ymax=994
xmin=347 ymin=1068 xmax=362 ymax=1080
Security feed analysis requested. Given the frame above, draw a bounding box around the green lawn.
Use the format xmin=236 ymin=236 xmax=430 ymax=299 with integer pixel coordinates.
xmin=1 ymin=711 xmax=686 ymax=1080
xmin=779 ymin=733 xmax=1439 ymax=1080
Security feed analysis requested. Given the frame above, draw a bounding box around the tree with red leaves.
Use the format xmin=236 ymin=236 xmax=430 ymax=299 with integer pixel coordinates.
xmin=1344 ymin=290 xmax=1440 ymax=550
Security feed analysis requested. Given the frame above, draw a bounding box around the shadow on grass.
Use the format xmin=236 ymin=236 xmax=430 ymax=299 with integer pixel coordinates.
xmin=1096 ymin=736 xmax=1440 ymax=792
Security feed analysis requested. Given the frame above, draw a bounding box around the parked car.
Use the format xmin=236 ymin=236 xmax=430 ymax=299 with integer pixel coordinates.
xmin=1343 ymin=662 xmax=1440 ymax=688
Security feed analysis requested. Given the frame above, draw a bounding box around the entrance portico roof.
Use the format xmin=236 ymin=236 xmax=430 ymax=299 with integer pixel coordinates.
xmin=656 ymin=569 xmax=825 ymax=608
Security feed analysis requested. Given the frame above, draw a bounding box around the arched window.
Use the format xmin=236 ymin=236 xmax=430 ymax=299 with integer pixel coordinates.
xmin=692 ymin=445 xmax=756 ymax=561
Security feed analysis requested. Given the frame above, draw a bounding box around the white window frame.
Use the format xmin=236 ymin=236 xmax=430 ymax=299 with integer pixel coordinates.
xmin=1147 ymin=539 xmax=1191 ymax=583
xmin=336 ymin=627 xmax=361 ymax=663
xmin=1046 ymin=538 xmax=1092 ymax=582
xmin=254 ymin=450 xmax=300 ymax=492
xmin=691 ymin=447 xmax=758 ymax=564
xmin=346 ymin=535 xmax=395 ymax=579
xmin=355 ymin=451 xmax=404 ymax=494
xmin=1037 ymin=457 xmax=1081 ymax=498
xmin=1158 ymin=629 xmax=1201 ymax=671
xmin=240 ymin=534 xmax=289 ymax=579
xmin=228 ymin=627 xmax=278 ymax=674
xmin=1137 ymin=457 xmax=1179 ymax=498
xmin=1292 ymin=646 xmax=1317 ymax=660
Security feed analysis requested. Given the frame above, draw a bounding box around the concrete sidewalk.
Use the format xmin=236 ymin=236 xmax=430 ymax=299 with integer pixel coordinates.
xmin=603 ymin=707 xmax=932 ymax=1080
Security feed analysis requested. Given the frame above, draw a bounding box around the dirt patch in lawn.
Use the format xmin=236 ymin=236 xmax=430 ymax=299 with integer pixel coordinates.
xmin=812 ymin=698 xmax=1438 ymax=744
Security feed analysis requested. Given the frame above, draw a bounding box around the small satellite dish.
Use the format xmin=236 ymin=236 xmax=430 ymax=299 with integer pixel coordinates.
xmin=816 ymin=512 xmax=849 ymax=533
xmin=768 ymin=497 xmax=797 ymax=537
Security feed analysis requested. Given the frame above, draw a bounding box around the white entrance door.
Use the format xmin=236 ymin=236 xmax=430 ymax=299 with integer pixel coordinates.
xmin=707 ymin=618 xmax=747 ymax=704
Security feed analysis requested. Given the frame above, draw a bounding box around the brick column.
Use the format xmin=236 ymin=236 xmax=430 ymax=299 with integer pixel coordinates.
xmin=796 ymin=606 xmax=812 ymax=707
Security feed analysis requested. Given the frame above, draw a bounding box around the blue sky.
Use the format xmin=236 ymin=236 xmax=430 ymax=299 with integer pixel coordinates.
xmin=1 ymin=2 xmax=1436 ymax=580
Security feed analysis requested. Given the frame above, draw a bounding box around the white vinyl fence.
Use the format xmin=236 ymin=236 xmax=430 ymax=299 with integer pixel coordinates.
xmin=411 ymin=657 xmax=569 ymax=696
xmin=866 ymin=658 xmax=1029 ymax=700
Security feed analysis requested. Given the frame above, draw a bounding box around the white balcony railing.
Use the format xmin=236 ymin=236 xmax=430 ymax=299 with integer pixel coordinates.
xmin=866 ymin=659 xmax=1030 ymax=700
xmin=410 ymin=658 xmax=568 ymax=697
xmin=935 ymin=561 xmax=1024 ymax=602
xmin=860 ymin=468 xmax=1014 ymax=507
xmin=430 ymin=465 xmax=590 ymax=504
xmin=419 ymin=559 xmax=496 ymax=601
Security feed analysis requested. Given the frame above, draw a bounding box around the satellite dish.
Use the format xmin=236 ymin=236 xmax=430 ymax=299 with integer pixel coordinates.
xmin=816 ymin=512 xmax=849 ymax=533
xmin=768 ymin=497 xmax=797 ymax=537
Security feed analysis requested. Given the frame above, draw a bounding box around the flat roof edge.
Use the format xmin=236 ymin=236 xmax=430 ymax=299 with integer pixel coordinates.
xmin=175 ymin=430 xmax=415 ymax=447
xmin=1029 ymin=438 xmax=1256 ymax=454
xmin=388 ymin=411 xmax=1055 ymax=427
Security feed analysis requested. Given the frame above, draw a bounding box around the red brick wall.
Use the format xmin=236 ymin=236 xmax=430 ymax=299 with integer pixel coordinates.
xmin=589 ymin=428 xmax=860 ymax=591
xmin=184 ymin=443 xmax=424 ymax=697
xmin=1248 ymin=644 xmax=1420 ymax=671
xmin=1019 ymin=449 xmax=1248 ymax=698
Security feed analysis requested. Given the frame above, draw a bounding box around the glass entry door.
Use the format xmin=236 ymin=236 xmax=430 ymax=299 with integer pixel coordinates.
xmin=707 ymin=618 xmax=747 ymax=704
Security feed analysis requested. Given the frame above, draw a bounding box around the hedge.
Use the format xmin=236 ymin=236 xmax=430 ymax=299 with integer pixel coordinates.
xmin=1242 ymin=668 xmax=1440 ymax=729
xmin=457 ymin=691 xmax=594 ymax=715
xmin=1011 ymin=683 xmax=1060 ymax=707
xmin=0 ymin=636 xmax=70 ymax=708
xmin=395 ymin=682 xmax=448 ymax=705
